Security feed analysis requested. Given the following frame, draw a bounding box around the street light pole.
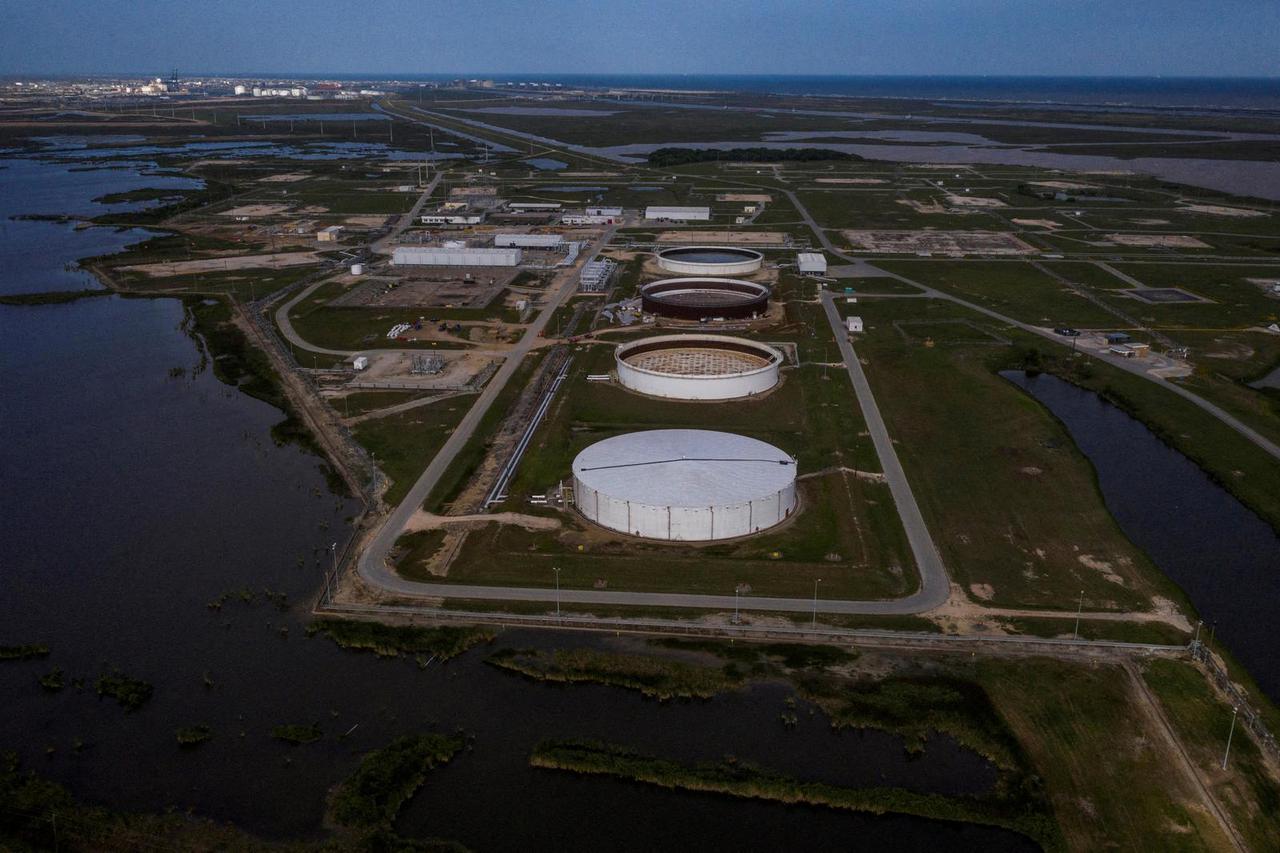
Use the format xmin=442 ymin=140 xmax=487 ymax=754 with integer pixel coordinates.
xmin=812 ymin=578 xmax=822 ymax=628
xmin=553 ymin=567 xmax=560 ymax=618
xmin=1222 ymin=706 xmax=1239 ymax=770
xmin=733 ymin=587 xmax=740 ymax=625
xmin=1073 ymin=589 xmax=1084 ymax=640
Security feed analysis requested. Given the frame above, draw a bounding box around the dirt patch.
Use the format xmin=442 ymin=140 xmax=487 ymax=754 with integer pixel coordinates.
xmin=896 ymin=198 xmax=946 ymax=214
xmin=1019 ymin=466 xmax=1044 ymax=476
xmin=1012 ymin=218 xmax=1061 ymax=229
xmin=970 ymin=583 xmax=995 ymax=601
xmin=1078 ymin=554 xmax=1127 ymax=586
xmin=1105 ymin=234 xmax=1210 ymax=249
xmin=258 ymin=173 xmax=310 ymax=183
xmin=655 ymin=230 xmax=788 ymax=245
xmin=1178 ymin=203 xmax=1266 ymax=218
xmin=404 ymin=510 xmax=561 ymax=533
xmin=220 ymin=203 xmax=292 ymax=217
xmin=814 ymin=178 xmax=887 ymax=185
xmin=841 ymin=230 xmax=1038 ymax=256
xmin=946 ymin=195 xmax=1006 ymax=208
xmin=119 ymin=251 xmax=321 ymax=276
xmin=716 ymin=193 xmax=773 ymax=203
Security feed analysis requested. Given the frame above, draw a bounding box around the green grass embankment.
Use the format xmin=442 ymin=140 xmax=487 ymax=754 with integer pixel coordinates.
xmin=487 ymin=647 xmax=741 ymax=700
xmin=529 ymin=740 xmax=1058 ymax=850
xmin=307 ymin=618 xmax=494 ymax=661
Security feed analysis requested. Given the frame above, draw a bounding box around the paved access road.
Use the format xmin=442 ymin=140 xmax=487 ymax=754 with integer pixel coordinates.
xmin=355 ymin=226 xmax=617 ymax=595
xmin=351 ymin=272 xmax=952 ymax=614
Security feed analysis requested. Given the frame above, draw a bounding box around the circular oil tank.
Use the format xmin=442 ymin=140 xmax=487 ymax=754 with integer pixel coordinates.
xmin=572 ymin=429 xmax=797 ymax=541
xmin=639 ymin=277 xmax=770 ymax=321
xmin=615 ymin=334 xmax=782 ymax=401
xmin=350 ymin=263 xmax=365 ymax=275
xmin=656 ymin=246 xmax=764 ymax=276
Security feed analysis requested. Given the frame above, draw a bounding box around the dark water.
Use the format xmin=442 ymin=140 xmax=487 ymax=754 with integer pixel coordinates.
xmin=0 ymin=158 xmax=1035 ymax=850
xmin=1006 ymin=372 xmax=1280 ymax=701
xmin=0 ymin=157 xmax=198 ymax=295
xmin=525 ymin=156 xmax=569 ymax=170
xmin=662 ymin=247 xmax=761 ymax=264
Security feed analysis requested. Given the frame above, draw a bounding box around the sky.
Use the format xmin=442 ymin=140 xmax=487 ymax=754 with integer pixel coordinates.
xmin=1 ymin=0 xmax=1276 ymax=77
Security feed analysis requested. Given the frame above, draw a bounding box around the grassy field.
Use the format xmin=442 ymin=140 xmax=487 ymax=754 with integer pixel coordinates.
xmin=855 ymin=297 xmax=1178 ymax=611
xmin=351 ymin=398 xmax=473 ymax=506
xmin=877 ymin=259 xmax=1126 ymax=328
xmin=1103 ymin=263 xmax=1280 ymax=330
xmin=488 ymin=647 xmax=742 ymax=700
xmin=1141 ymin=659 xmax=1280 ymax=852
xmin=418 ymin=333 xmax=919 ymax=599
xmin=974 ymin=657 xmax=1236 ymax=852
xmin=335 ymin=389 xmax=433 ymax=417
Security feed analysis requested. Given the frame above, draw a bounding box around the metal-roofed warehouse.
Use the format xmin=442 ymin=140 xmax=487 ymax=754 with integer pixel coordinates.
xmin=572 ymin=429 xmax=797 ymax=541
xmin=645 ymin=205 xmax=711 ymax=222
xmin=392 ymin=246 xmax=522 ymax=267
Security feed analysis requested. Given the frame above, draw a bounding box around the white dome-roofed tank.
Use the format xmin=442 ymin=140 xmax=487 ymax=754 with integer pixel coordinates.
xmin=572 ymin=429 xmax=797 ymax=541
xmin=656 ymin=246 xmax=763 ymax=276
xmin=615 ymin=334 xmax=782 ymax=400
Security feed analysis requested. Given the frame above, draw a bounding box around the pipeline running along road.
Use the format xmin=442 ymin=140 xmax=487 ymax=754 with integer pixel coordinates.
xmin=352 ymin=281 xmax=953 ymax=614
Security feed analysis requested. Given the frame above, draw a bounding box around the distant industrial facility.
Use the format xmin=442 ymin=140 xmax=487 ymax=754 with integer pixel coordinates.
xmin=392 ymin=246 xmax=521 ymax=267
xmin=615 ymin=334 xmax=782 ymax=400
xmin=572 ymin=429 xmax=797 ymax=541
xmin=657 ymin=246 xmax=763 ymax=276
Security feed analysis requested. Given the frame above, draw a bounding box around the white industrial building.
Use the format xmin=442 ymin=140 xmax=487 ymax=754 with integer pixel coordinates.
xmin=494 ymin=233 xmax=564 ymax=248
xmin=580 ymin=258 xmax=616 ymax=293
xmin=797 ymin=252 xmax=827 ymax=276
xmin=846 ymin=316 xmax=864 ymax=333
xmin=392 ymin=246 xmax=522 ymax=267
xmin=645 ymin=206 xmax=711 ymax=222
xmin=563 ymin=212 xmax=616 ymax=225
xmin=572 ymin=429 xmax=797 ymax=541
xmin=316 ymin=225 xmax=344 ymax=242
xmin=421 ymin=213 xmax=484 ymax=226
xmin=587 ymin=206 xmax=623 ymax=217
xmin=615 ymin=335 xmax=782 ymax=401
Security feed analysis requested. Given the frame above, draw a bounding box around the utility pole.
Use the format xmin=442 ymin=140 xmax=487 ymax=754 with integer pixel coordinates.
xmin=1222 ymin=705 xmax=1239 ymax=770
xmin=812 ymin=578 xmax=822 ymax=628
xmin=1073 ymin=589 xmax=1084 ymax=640
xmin=553 ymin=566 xmax=561 ymax=617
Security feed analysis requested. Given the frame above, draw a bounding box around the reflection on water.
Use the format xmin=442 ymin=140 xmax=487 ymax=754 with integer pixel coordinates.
xmin=1005 ymin=371 xmax=1280 ymax=702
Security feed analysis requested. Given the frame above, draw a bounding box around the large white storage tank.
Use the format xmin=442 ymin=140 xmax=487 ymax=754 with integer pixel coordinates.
xmin=572 ymin=429 xmax=797 ymax=541
xmin=656 ymin=246 xmax=764 ymax=276
xmin=615 ymin=335 xmax=782 ymax=400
